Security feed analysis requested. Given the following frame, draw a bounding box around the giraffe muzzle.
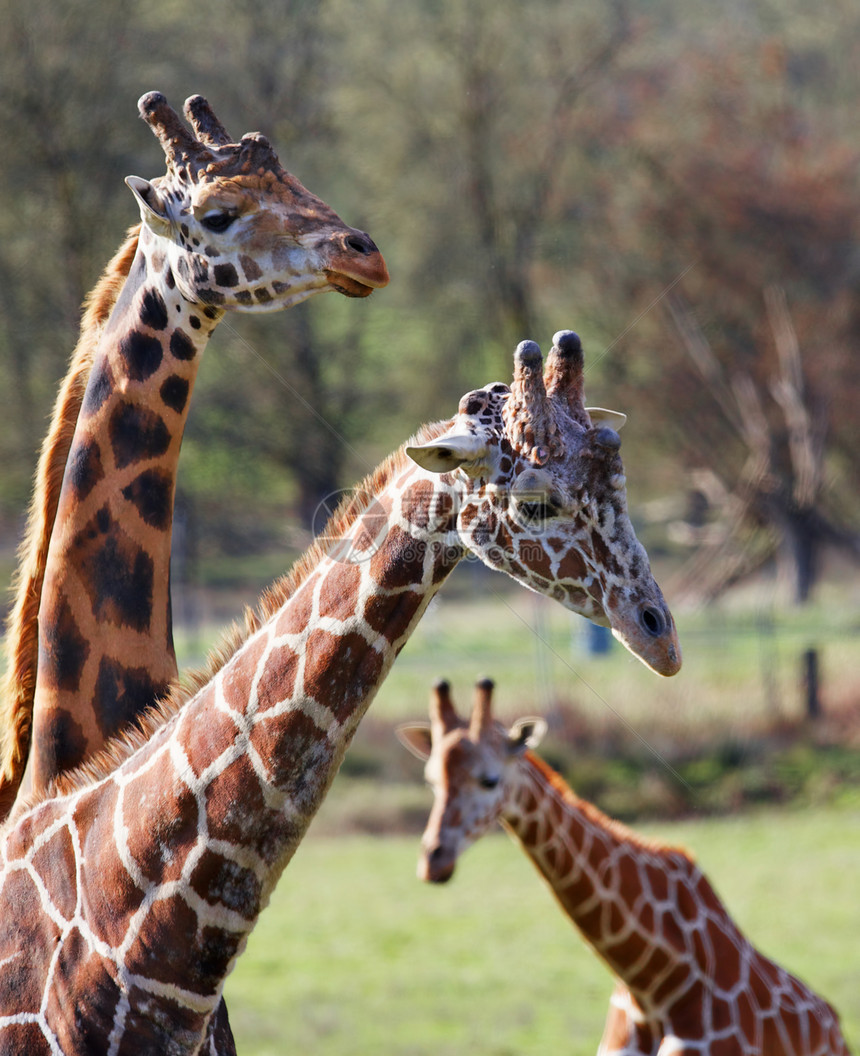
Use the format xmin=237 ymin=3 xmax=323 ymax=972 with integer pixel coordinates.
xmin=324 ymin=229 xmax=389 ymax=296
xmin=419 ymin=844 xmax=456 ymax=884
xmin=601 ymin=595 xmax=682 ymax=677
xmin=614 ymin=601 xmax=682 ymax=677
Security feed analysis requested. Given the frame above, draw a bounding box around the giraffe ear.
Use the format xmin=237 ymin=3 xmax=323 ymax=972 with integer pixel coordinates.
xmin=585 ymin=407 xmax=627 ymax=431
xmin=125 ymin=175 xmax=173 ymax=237
xmin=406 ymin=433 xmax=492 ymax=477
xmin=506 ymin=717 xmax=547 ymax=754
xmin=395 ymin=723 xmax=433 ymax=761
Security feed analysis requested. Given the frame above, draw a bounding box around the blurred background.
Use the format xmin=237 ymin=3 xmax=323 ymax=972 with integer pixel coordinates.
xmin=1 ymin=0 xmax=858 ymax=1051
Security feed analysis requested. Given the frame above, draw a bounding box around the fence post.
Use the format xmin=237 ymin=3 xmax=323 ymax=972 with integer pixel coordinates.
xmin=802 ymin=648 xmax=820 ymax=720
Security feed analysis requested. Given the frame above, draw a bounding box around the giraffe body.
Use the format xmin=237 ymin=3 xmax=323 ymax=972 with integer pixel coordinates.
xmin=397 ymin=680 xmax=849 ymax=1056
xmin=0 ymin=91 xmax=388 ymax=817
xmin=0 ymin=335 xmax=678 ymax=1053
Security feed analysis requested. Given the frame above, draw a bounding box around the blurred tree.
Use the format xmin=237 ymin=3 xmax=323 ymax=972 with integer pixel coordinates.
xmin=667 ymin=290 xmax=859 ymax=602
xmin=326 ymin=0 xmax=635 ymax=374
xmin=589 ymin=24 xmax=860 ymax=602
xmin=0 ymin=0 xmax=147 ymax=514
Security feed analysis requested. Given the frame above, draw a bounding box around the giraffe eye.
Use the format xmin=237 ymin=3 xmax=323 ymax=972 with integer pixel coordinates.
xmin=478 ymin=775 xmax=500 ymax=790
xmin=200 ymin=211 xmax=237 ymax=233
xmin=515 ymin=496 xmax=560 ymax=528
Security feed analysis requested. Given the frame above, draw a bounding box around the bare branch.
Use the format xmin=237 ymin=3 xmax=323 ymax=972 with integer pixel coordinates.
xmin=764 ymin=286 xmax=821 ymax=509
xmin=527 ymin=0 xmax=634 ymax=223
xmin=665 ymin=293 xmax=745 ymax=435
xmin=729 ymin=371 xmax=772 ymax=488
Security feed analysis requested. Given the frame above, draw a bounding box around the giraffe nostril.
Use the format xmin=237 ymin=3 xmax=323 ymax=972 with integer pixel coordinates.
xmin=345 ymin=232 xmax=376 ymax=256
xmin=640 ymin=606 xmax=666 ymax=638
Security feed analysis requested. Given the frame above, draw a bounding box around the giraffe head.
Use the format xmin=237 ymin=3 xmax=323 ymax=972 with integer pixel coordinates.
xmin=397 ymin=678 xmax=543 ymax=883
xmin=125 ymin=92 xmax=388 ymax=310
xmin=406 ymin=331 xmax=681 ymax=676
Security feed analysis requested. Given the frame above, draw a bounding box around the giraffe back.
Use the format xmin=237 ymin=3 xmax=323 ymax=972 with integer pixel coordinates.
xmin=0 ymin=227 xmax=139 ymax=819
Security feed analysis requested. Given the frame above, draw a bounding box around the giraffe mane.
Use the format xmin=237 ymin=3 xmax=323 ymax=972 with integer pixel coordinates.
xmin=0 ymin=226 xmax=141 ymax=821
xmin=8 ymin=418 xmax=452 ymax=815
xmin=524 ymin=750 xmax=696 ymax=865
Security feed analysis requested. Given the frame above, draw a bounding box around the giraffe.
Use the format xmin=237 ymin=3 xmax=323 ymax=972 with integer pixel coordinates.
xmin=0 ymin=331 xmax=679 ymax=1055
xmin=396 ymin=678 xmax=850 ymax=1056
xmin=0 ymin=91 xmax=389 ymax=820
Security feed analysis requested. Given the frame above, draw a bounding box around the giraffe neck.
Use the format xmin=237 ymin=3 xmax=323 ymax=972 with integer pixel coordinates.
xmin=0 ymin=449 xmax=461 ymax=1053
xmin=502 ymin=751 xmax=712 ymax=1011
xmin=0 ymin=231 xmax=139 ymax=819
xmin=166 ymin=455 xmax=462 ymax=891
xmin=30 ymin=227 xmax=224 ymax=792
xmin=501 ymin=753 xmax=849 ymax=1051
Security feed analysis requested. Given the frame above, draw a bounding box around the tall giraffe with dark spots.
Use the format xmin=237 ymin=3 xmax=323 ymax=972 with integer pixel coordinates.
xmin=0 ymin=91 xmax=388 ymax=820
xmin=0 ymin=334 xmax=679 ymax=1055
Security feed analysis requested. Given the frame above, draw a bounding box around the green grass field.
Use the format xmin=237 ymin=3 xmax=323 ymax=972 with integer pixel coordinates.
xmin=224 ymin=802 xmax=860 ymax=1055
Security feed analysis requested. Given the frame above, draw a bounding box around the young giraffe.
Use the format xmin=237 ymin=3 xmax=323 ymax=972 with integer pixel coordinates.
xmin=0 ymin=332 xmax=679 ymax=1055
xmin=397 ymin=678 xmax=849 ymax=1056
xmin=0 ymin=91 xmax=388 ymax=819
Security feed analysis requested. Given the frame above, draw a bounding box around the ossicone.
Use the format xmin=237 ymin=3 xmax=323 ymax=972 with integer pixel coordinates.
xmin=469 ymin=678 xmax=495 ymax=739
xmin=183 ymin=94 xmax=232 ymax=147
xmin=430 ymin=679 xmax=459 ymax=733
xmin=544 ymin=330 xmax=589 ymax=427
xmin=503 ymin=340 xmax=562 ymax=464
xmin=137 ymin=91 xmax=282 ymax=178
xmin=138 ymin=91 xmax=202 ymax=164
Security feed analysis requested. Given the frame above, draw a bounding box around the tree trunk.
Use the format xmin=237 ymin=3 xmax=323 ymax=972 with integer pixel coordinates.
xmin=780 ymin=508 xmax=817 ymax=605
